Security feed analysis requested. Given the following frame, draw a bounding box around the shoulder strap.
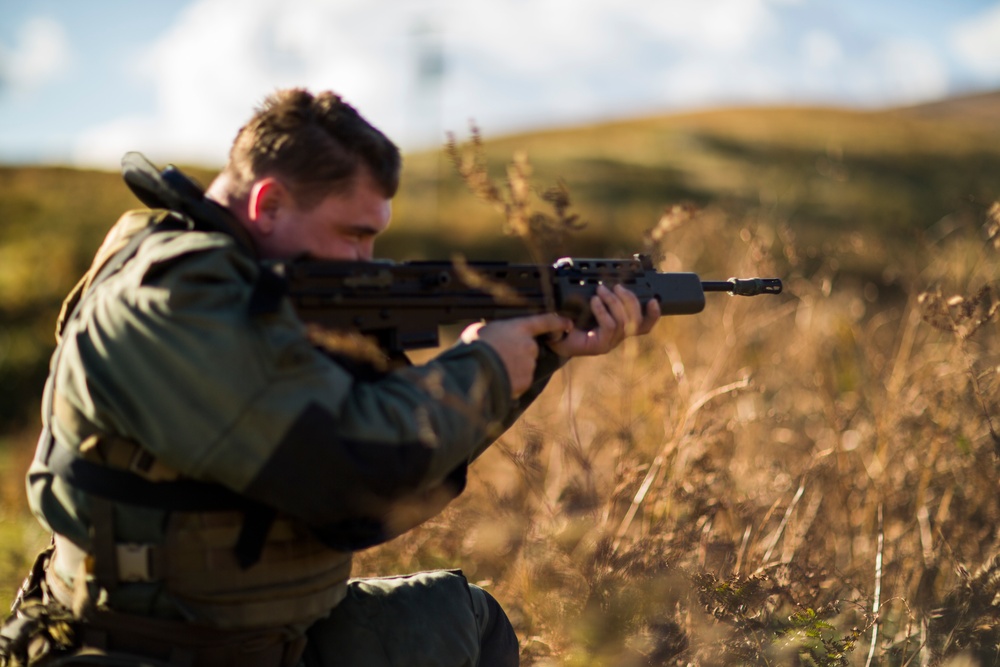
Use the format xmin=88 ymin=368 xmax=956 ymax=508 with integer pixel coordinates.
xmin=121 ymin=152 xmax=257 ymax=257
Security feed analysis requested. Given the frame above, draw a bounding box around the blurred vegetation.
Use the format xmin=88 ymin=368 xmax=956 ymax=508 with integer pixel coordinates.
xmin=2 ymin=99 xmax=1000 ymax=664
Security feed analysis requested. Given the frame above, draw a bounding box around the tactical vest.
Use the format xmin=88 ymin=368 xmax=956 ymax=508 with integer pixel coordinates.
xmin=37 ymin=156 xmax=353 ymax=631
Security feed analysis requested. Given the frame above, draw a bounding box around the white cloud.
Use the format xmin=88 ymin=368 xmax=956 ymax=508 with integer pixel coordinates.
xmin=74 ymin=0 xmax=422 ymax=166
xmin=69 ymin=0 xmax=969 ymax=168
xmin=802 ymin=30 xmax=842 ymax=69
xmin=950 ymin=2 xmax=1000 ymax=78
xmin=73 ymin=116 xmax=160 ymax=169
xmin=0 ymin=16 xmax=72 ymax=95
xmin=875 ymin=39 xmax=949 ymax=104
xmin=72 ymin=0 xmax=795 ymax=166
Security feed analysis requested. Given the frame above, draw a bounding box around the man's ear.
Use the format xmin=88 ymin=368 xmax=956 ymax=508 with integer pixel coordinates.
xmin=247 ymin=178 xmax=287 ymax=235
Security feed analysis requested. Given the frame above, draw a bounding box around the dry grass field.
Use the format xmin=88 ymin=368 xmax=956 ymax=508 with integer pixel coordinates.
xmin=356 ymin=186 xmax=1000 ymax=665
xmin=2 ymin=99 xmax=1000 ymax=664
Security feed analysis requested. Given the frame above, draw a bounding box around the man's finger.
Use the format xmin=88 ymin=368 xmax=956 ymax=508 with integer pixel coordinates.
xmin=636 ymin=298 xmax=662 ymax=335
xmin=613 ymin=285 xmax=644 ymax=334
xmin=598 ymin=285 xmax=630 ymax=328
xmin=546 ymin=328 xmax=570 ymax=344
xmin=520 ymin=312 xmax=573 ymax=336
xmin=589 ymin=291 xmax=616 ymax=332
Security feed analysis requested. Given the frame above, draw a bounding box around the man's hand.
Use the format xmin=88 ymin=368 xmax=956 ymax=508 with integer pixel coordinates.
xmin=461 ymin=313 xmax=572 ymax=398
xmin=462 ymin=286 xmax=661 ymax=398
xmin=547 ymin=284 xmax=660 ymax=358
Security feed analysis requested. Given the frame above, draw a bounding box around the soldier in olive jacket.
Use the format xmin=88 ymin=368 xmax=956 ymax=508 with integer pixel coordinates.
xmin=7 ymin=88 xmax=660 ymax=667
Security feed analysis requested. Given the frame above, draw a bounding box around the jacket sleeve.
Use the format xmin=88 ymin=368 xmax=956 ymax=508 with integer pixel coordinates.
xmin=58 ymin=236 xmax=530 ymax=549
xmin=463 ymin=344 xmax=566 ymax=465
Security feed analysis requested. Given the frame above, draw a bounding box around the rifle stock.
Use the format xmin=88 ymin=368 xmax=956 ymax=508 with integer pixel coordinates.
xmin=268 ymin=254 xmax=782 ymax=354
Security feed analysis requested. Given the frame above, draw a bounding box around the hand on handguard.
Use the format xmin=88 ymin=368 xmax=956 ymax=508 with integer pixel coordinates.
xmin=462 ymin=285 xmax=661 ymax=398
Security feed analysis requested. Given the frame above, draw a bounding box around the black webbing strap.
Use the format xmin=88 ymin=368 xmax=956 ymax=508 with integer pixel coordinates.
xmin=89 ymin=497 xmax=121 ymax=593
xmin=47 ymin=439 xmax=258 ymax=512
xmin=234 ymin=506 xmax=279 ymax=570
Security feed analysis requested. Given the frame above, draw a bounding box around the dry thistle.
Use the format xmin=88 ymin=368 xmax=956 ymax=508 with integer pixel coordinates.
xmin=643 ymin=202 xmax=699 ymax=255
xmin=445 ymin=124 xmax=585 ymax=265
xmin=928 ymin=555 xmax=1000 ymax=662
xmin=917 ymin=283 xmax=1000 ymax=454
xmin=917 ymin=285 xmax=999 ymax=340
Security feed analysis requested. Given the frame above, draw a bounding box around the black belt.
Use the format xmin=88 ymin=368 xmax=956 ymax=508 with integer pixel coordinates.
xmin=46 ymin=437 xmax=276 ymax=569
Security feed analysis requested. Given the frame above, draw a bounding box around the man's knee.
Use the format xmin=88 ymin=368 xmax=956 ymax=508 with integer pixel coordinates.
xmin=467 ymin=586 xmax=519 ymax=667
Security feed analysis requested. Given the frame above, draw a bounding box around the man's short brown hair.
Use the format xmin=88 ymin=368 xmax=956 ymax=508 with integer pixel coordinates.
xmin=224 ymin=88 xmax=401 ymax=207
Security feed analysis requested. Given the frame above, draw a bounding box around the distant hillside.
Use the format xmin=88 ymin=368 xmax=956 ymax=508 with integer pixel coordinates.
xmin=894 ymin=88 xmax=1000 ymax=123
xmin=2 ymin=99 xmax=1000 ymax=432
xmin=393 ymin=97 xmax=1000 ymax=278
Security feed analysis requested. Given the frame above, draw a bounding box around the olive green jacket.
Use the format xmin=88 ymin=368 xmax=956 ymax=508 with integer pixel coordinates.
xmin=27 ymin=210 xmax=562 ymax=625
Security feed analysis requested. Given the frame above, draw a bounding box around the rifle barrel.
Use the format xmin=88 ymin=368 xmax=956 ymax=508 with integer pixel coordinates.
xmin=702 ymin=278 xmax=783 ymax=296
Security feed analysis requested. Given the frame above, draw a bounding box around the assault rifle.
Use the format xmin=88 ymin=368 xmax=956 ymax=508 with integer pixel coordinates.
xmin=119 ymin=152 xmax=783 ymax=354
xmin=267 ymin=255 xmax=782 ymax=354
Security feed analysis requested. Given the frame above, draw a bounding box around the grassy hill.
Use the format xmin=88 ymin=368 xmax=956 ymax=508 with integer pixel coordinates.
xmin=398 ymin=101 xmax=1000 ymax=257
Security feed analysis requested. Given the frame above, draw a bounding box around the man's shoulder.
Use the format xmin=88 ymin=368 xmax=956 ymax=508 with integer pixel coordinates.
xmin=126 ymin=209 xmax=259 ymax=287
xmin=76 ymin=208 xmax=263 ymax=323
xmin=134 ymin=208 xmax=243 ymax=257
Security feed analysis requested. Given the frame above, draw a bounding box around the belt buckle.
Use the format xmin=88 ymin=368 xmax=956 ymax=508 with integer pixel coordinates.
xmin=116 ymin=543 xmax=154 ymax=582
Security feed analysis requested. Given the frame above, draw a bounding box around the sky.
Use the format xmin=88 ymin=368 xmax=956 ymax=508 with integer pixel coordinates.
xmin=1 ymin=0 xmax=1000 ymax=169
